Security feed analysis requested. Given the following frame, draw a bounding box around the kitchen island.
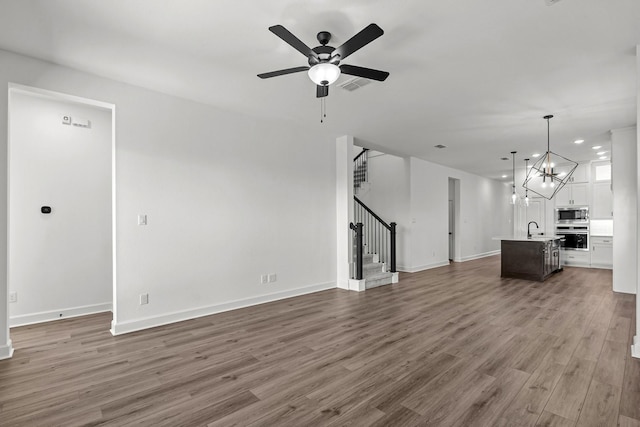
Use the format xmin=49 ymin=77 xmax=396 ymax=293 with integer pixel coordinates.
xmin=496 ymin=236 xmax=563 ymax=281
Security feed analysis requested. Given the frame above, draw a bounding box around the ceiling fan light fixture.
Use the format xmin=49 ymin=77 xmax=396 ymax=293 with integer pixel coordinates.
xmin=308 ymin=63 xmax=341 ymax=86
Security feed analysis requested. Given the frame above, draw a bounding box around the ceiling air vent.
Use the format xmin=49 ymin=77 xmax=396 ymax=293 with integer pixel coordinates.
xmin=545 ymin=0 xmax=562 ymax=5
xmin=338 ymin=77 xmax=372 ymax=92
xmin=434 ymin=144 xmax=447 ymax=149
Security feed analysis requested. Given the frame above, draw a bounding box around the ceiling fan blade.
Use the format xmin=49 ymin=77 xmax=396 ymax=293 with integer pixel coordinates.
xmin=269 ymin=25 xmax=318 ymax=59
xmin=316 ymin=85 xmax=329 ymax=98
xmin=340 ymin=64 xmax=389 ymax=81
xmin=257 ymin=66 xmax=309 ymax=79
xmin=333 ymin=24 xmax=384 ymax=61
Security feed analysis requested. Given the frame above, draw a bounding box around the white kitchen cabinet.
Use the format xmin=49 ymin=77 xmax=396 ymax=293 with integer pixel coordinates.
xmin=592 ymin=182 xmax=613 ymax=219
xmin=556 ymin=162 xmax=589 ymax=183
xmin=590 ymin=236 xmax=612 ymax=268
xmin=555 ymin=182 xmax=589 ymax=207
xmin=561 ymin=249 xmax=590 ymax=267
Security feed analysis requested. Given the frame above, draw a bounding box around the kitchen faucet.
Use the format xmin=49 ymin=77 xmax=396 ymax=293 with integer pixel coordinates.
xmin=527 ymin=221 xmax=540 ymax=239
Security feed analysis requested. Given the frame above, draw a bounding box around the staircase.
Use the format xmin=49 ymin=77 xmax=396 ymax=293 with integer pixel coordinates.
xmin=353 ymin=148 xmax=368 ymax=193
xmin=361 ymin=253 xmax=394 ymax=289
xmin=349 ymin=150 xmax=398 ymax=291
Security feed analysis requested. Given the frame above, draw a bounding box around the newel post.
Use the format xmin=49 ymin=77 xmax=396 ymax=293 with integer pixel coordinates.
xmin=351 ymin=222 xmax=364 ymax=280
xmin=390 ymin=222 xmax=397 ymax=273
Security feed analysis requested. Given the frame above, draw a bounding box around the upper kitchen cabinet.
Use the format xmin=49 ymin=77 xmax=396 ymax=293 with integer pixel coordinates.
xmin=554 ymin=163 xmax=590 ymax=207
xmin=555 ymin=182 xmax=589 ymax=206
xmin=556 ymin=162 xmax=590 ymax=183
xmin=592 ymin=182 xmax=613 ymax=219
xmin=591 ymin=161 xmax=613 ymax=219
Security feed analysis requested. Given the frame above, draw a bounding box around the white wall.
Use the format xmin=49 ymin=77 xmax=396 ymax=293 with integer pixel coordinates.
xmin=357 ymin=152 xmax=510 ymax=272
xmin=0 ymin=48 xmax=337 ymax=340
xmin=634 ymin=44 xmax=640 ymax=359
xmin=8 ymin=90 xmax=112 ymax=326
xmin=336 ymin=136 xmax=354 ymax=290
xmin=612 ymin=126 xmax=637 ymax=294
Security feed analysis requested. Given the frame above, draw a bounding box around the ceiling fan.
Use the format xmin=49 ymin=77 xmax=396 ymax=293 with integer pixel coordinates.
xmin=258 ymin=23 xmax=390 ymax=98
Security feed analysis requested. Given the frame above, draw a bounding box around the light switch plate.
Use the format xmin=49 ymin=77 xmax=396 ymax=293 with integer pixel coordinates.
xmin=137 ymin=214 xmax=147 ymax=226
xmin=9 ymin=291 xmax=17 ymax=303
xmin=268 ymin=273 xmax=277 ymax=283
xmin=139 ymin=293 xmax=149 ymax=305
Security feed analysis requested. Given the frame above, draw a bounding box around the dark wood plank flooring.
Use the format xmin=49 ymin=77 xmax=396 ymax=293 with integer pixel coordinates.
xmin=0 ymin=256 xmax=637 ymax=426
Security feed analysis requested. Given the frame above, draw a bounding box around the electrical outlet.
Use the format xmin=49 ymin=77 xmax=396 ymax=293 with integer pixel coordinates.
xmin=260 ymin=274 xmax=268 ymax=284
xmin=9 ymin=291 xmax=17 ymax=303
xmin=268 ymin=273 xmax=277 ymax=283
xmin=139 ymin=293 xmax=149 ymax=305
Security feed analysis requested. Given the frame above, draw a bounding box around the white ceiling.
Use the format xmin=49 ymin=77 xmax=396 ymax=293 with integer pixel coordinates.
xmin=0 ymin=0 xmax=638 ymax=180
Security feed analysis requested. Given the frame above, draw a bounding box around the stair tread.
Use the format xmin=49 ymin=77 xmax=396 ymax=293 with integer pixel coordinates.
xmin=365 ymin=272 xmax=393 ymax=280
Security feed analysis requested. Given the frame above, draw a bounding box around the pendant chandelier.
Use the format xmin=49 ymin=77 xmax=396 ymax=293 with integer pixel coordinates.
xmin=510 ymin=151 xmax=517 ymax=205
xmin=523 ymin=115 xmax=577 ymax=200
xmin=523 ymin=158 xmax=530 ymax=207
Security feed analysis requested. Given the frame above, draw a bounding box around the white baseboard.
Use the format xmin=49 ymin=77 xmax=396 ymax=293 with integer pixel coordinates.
xmin=397 ymin=260 xmax=450 ymax=273
xmin=632 ymin=336 xmax=640 ymax=359
xmin=458 ymin=250 xmax=501 ymax=262
xmin=10 ymin=303 xmax=113 ymax=328
xmin=110 ymin=281 xmax=336 ymax=336
xmin=337 ymin=278 xmax=350 ymax=290
xmin=0 ymin=339 xmax=14 ymax=360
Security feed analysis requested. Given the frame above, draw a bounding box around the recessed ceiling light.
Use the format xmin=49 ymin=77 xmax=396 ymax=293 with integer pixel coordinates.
xmin=574 ymin=139 xmax=584 ymax=144
xmin=596 ymin=151 xmax=606 ymax=155
xmin=592 ymin=145 xmax=602 ymax=150
xmin=500 ymin=157 xmax=509 ymax=161
xmin=501 ymin=174 xmax=508 ymax=178
xmin=599 ymin=156 xmax=607 ymax=160
xmin=434 ymin=144 xmax=447 ymax=149
xmin=532 ymin=153 xmax=540 ymax=158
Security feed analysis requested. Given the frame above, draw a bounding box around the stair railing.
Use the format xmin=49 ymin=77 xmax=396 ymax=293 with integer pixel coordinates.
xmin=353 ymin=148 xmax=369 ymax=192
xmin=349 ymin=222 xmax=363 ymax=280
xmin=354 ymin=196 xmax=397 ymax=273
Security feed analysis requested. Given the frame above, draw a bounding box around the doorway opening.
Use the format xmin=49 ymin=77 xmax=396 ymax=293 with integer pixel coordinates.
xmin=448 ymin=178 xmax=460 ymax=262
xmin=6 ymin=84 xmax=116 ymax=336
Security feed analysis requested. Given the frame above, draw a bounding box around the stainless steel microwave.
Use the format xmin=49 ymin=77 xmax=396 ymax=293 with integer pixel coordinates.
xmin=555 ymin=207 xmax=589 ymax=224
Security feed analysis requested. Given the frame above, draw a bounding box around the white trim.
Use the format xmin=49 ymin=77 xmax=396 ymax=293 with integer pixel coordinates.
xmin=398 ymin=260 xmax=450 ymax=273
xmin=10 ymin=303 xmax=112 ymax=328
xmin=458 ymin=250 xmax=501 ymax=262
xmin=348 ymin=279 xmax=366 ymax=292
xmin=110 ymin=281 xmax=336 ymax=335
xmin=0 ymin=340 xmax=14 ymax=360
xmin=632 ymin=335 xmax=640 ymax=359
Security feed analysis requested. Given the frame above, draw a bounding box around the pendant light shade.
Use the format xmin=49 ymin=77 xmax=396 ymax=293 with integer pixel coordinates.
xmin=308 ymin=63 xmax=341 ymax=86
xmin=523 ymin=115 xmax=577 ymax=200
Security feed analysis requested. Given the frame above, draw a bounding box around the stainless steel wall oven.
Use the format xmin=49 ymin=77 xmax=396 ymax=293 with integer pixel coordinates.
xmin=555 ymin=224 xmax=589 ymax=251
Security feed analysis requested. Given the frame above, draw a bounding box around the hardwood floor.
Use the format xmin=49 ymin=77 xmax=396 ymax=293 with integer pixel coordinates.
xmin=0 ymin=256 xmax=638 ymax=426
